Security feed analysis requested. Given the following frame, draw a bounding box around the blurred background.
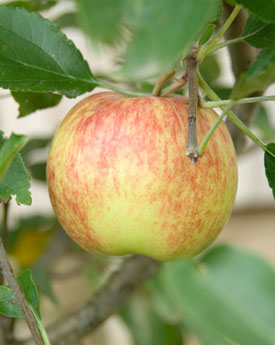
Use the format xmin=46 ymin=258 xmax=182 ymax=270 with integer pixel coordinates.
xmin=0 ymin=1 xmax=274 ymax=345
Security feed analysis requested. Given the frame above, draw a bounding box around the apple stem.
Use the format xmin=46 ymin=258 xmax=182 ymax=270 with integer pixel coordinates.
xmin=186 ymin=52 xmax=199 ymax=163
xmin=198 ymin=71 xmax=275 ymax=159
xmin=152 ymin=70 xmax=175 ymax=96
xmin=200 ymin=95 xmax=275 ymax=108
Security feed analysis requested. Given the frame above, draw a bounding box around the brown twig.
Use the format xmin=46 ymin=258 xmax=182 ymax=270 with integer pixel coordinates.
xmin=152 ymin=70 xmax=175 ymax=96
xmin=0 ymin=238 xmax=44 ymax=345
xmin=186 ymin=53 xmax=199 ymax=163
xmin=23 ymin=255 xmax=160 ymax=345
xmin=160 ymin=74 xmax=187 ymax=97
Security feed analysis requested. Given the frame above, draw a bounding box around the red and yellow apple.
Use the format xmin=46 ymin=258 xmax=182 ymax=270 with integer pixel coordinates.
xmin=47 ymin=92 xmax=238 ymax=261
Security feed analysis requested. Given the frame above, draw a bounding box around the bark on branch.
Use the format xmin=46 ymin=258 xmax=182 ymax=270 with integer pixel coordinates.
xmin=23 ymin=255 xmax=160 ymax=345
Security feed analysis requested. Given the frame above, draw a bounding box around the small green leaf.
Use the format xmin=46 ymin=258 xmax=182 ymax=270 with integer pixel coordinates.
xmin=232 ymin=47 xmax=275 ymax=99
xmin=199 ymin=24 xmax=216 ymax=46
xmin=243 ymin=16 xmax=275 ymax=48
xmin=0 ymin=6 xmax=97 ymax=98
xmin=11 ymin=91 xmax=62 ymax=117
xmin=121 ymin=0 xmax=221 ymax=79
xmin=121 ymin=295 xmax=182 ymax=345
xmin=0 ymin=132 xmax=27 ymax=181
xmin=234 ymin=0 xmax=275 ymax=23
xmin=18 ymin=269 xmax=40 ymax=318
xmin=264 ymin=143 xmax=275 ymax=199
xmin=0 ymin=133 xmax=31 ymax=205
xmin=4 ymin=0 xmax=57 ymax=12
xmin=29 ymin=162 xmax=46 ymax=182
xmin=161 ymin=245 xmax=275 ymax=345
xmin=0 ymin=285 xmax=23 ymax=318
xmin=54 ymin=12 xmax=78 ymax=29
xmin=0 ymin=269 xmax=40 ymax=319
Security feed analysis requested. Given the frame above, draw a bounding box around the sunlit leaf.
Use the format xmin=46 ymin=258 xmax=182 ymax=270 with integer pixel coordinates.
xmin=0 ymin=6 xmax=97 ymax=98
xmin=0 ymin=132 xmax=31 ymax=205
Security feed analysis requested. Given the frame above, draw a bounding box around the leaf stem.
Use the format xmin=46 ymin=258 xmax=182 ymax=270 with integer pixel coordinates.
xmin=152 ymin=70 xmax=175 ymax=96
xmin=200 ymin=95 xmax=275 ymax=108
xmin=0 ymin=238 xmax=45 ymax=345
xmin=198 ymin=4 xmax=242 ymax=62
xmin=97 ymin=80 xmax=151 ymax=97
xmin=30 ymin=306 xmax=52 ymax=345
xmin=186 ymin=53 xmax=199 ymax=163
xmin=208 ymin=27 xmax=263 ymax=54
xmin=199 ymin=103 xmax=233 ymax=156
xmin=198 ymin=71 xmax=275 ymax=159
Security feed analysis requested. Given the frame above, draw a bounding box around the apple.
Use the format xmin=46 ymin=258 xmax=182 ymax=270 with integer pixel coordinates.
xmin=47 ymin=92 xmax=238 ymax=261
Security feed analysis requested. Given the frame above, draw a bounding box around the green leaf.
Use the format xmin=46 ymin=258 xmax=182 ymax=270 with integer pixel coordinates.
xmin=212 ymin=86 xmax=232 ymax=100
xmin=18 ymin=269 xmax=40 ymax=318
xmin=232 ymin=47 xmax=275 ymax=99
xmin=77 ymin=0 xmax=129 ymax=45
xmin=243 ymin=16 xmax=275 ymax=48
xmin=11 ymin=91 xmax=62 ymax=118
xmin=234 ymin=0 xmax=275 ymax=23
xmin=0 ymin=133 xmax=27 ymax=181
xmin=253 ymin=106 xmax=275 ymax=142
xmin=0 ymin=269 xmax=40 ymax=318
xmin=121 ymin=0 xmax=221 ymax=79
xmin=199 ymin=24 xmax=216 ymax=46
xmin=161 ymin=245 xmax=275 ymax=345
xmin=264 ymin=143 xmax=275 ymax=199
xmin=0 ymin=285 xmax=23 ymax=318
xmin=0 ymin=6 xmax=97 ymax=98
xmin=29 ymin=162 xmax=46 ymax=182
xmin=0 ymin=133 xmax=31 ymax=205
xmin=54 ymin=12 xmax=78 ymax=29
xmin=4 ymin=0 xmax=57 ymax=12
xmin=121 ymin=295 xmax=182 ymax=345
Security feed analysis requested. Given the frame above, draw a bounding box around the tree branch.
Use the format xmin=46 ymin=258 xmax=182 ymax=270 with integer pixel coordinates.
xmin=23 ymin=255 xmax=160 ymax=345
xmin=222 ymin=2 xmax=262 ymax=154
xmin=0 ymin=239 xmax=44 ymax=345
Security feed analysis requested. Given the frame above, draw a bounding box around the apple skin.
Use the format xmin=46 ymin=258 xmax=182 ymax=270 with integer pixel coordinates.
xmin=47 ymin=92 xmax=238 ymax=261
